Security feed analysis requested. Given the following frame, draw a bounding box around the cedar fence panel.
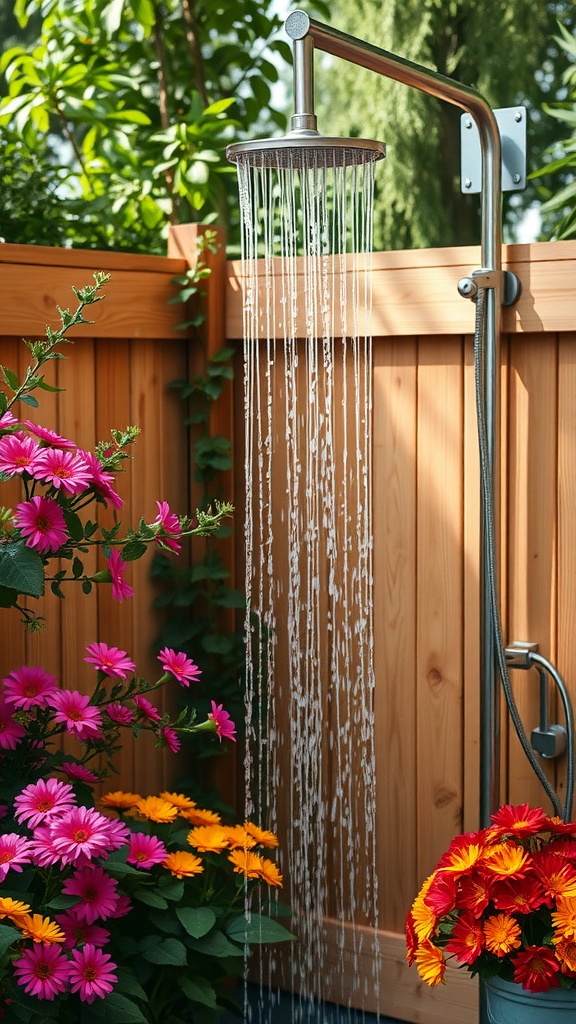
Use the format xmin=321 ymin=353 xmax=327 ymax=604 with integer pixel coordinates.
xmin=225 ymin=241 xmax=576 ymax=1023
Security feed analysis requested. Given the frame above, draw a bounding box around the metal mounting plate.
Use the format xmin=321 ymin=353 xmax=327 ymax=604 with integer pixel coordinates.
xmin=460 ymin=106 xmax=527 ymax=194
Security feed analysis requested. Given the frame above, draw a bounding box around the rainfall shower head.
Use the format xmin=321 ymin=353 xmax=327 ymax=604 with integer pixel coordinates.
xmin=226 ymin=133 xmax=384 ymax=170
xmin=226 ymin=9 xmax=385 ymax=171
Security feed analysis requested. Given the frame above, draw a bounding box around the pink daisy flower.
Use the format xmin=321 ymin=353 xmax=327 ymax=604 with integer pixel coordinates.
xmin=0 ymin=433 xmax=40 ymax=475
xmin=24 ymin=422 xmax=75 ymax=449
xmin=48 ymin=806 xmax=129 ymax=866
xmin=106 ymin=549 xmax=133 ymax=602
xmin=59 ymin=761 xmax=100 ymax=784
xmin=157 ymin=647 xmax=201 ymax=687
xmin=3 ymin=665 xmax=59 ymax=710
xmin=208 ymin=701 xmax=237 ymax=743
xmin=13 ymin=943 xmax=70 ymax=1000
xmin=108 ymin=894 xmax=132 ymax=918
xmin=0 ymin=699 xmax=26 ymax=749
xmin=84 ymin=642 xmax=135 ymax=679
xmin=79 ymin=451 xmax=123 ymax=509
xmin=157 ymin=725 xmax=180 ymax=753
xmin=132 ymin=694 xmax=161 ymax=723
xmin=0 ymin=833 xmax=33 ymax=880
xmin=32 ymin=448 xmax=92 ymax=496
xmin=46 ymin=690 xmax=103 ymax=741
xmin=105 ymin=703 xmax=134 ymax=725
xmin=28 ymin=824 xmax=60 ymax=868
xmin=63 ymin=865 xmax=120 ymax=923
xmin=55 ymin=908 xmax=110 ymax=948
xmin=126 ymin=833 xmax=168 ymax=869
xmin=68 ymin=944 xmax=117 ymax=1003
xmin=154 ymin=501 xmax=182 ymax=552
xmin=0 ymin=410 xmax=17 ymax=429
xmin=14 ymin=778 xmax=76 ymax=829
xmin=14 ymin=496 xmax=68 ymax=554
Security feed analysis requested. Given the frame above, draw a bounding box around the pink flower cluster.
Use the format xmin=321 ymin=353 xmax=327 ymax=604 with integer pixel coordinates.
xmin=14 ymin=942 xmax=118 ymax=1003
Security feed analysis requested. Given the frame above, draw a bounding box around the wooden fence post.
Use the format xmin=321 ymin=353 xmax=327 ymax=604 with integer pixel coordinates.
xmin=167 ymin=224 xmax=238 ymax=809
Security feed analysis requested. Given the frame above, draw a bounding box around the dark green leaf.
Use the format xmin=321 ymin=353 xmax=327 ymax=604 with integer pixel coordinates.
xmin=178 ymin=976 xmax=218 ymax=1009
xmin=0 ymin=541 xmax=44 ymax=597
xmin=175 ymin=906 xmax=215 ymax=938
xmin=138 ymin=936 xmax=188 ymax=965
xmin=19 ymin=394 xmax=39 ymax=407
xmin=1 ymin=366 xmax=19 ymax=390
xmin=86 ymin=991 xmax=149 ymax=1022
xmin=72 ymin=557 xmax=84 ymax=578
xmin=0 ymin=923 xmax=21 ymax=956
xmin=187 ymin=929 xmax=242 ymax=958
xmin=133 ymin=888 xmax=169 ymax=909
xmin=64 ymin=510 xmax=84 ymax=542
xmin=225 ymin=913 xmax=296 ymax=944
xmin=121 ymin=540 xmax=148 ymax=562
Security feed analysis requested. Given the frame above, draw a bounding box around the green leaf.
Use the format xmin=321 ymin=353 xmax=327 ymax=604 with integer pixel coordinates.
xmin=0 ymin=923 xmax=21 ymax=956
xmin=0 ymin=585 xmax=18 ymax=608
xmin=82 ymin=579 xmax=93 ymax=595
xmin=113 ymin=968 xmax=149 ymax=1004
xmin=72 ymin=557 xmax=84 ymax=578
xmin=87 ymin=991 xmax=149 ymax=1023
xmin=121 ymin=540 xmax=148 ymax=562
xmin=187 ymin=929 xmax=242 ymax=958
xmin=1 ymin=365 xmax=19 ymax=390
xmin=46 ymin=894 xmax=79 ymax=910
xmin=19 ymin=394 xmax=39 ymax=408
xmin=178 ymin=976 xmax=218 ymax=1009
xmin=225 ymin=913 xmax=296 ymax=944
xmin=138 ymin=936 xmax=188 ymax=965
xmin=157 ymin=877 xmax=184 ymax=901
xmin=64 ymin=510 xmax=84 ymax=542
xmin=133 ymin=888 xmax=169 ymax=909
xmin=175 ymin=906 xmax=215 ymax=938
xmin=0 ymin=541 xmax=44 ymax=597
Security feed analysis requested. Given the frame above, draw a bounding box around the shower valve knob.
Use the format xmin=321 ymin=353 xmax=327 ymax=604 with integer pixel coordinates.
xmin=531 ymin=725 xmax=567 ymax=760
xmin=457 ymin=277 xmax=477 ymax=299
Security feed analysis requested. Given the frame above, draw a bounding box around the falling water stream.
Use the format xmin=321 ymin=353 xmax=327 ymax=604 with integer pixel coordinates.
xmin=237 ymin=152 xmax=380 ymax=1022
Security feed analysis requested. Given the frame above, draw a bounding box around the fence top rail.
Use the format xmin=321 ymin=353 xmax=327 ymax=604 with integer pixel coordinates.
xmin=0 ymin=242 xmax=186 ymax=275
xmin=225 ymin=240 xmax=576 ymax=339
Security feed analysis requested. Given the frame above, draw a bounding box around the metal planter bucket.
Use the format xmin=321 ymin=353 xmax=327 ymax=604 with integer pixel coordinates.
xmin=485 ymin=975 xmax=576 ymax=1024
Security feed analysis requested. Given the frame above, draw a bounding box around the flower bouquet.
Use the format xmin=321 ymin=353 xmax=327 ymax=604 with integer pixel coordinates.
xmin=406 ymin=803 xmax=576 ymax=993
xmin=0 ymin=278 xmax=292 ymax=1022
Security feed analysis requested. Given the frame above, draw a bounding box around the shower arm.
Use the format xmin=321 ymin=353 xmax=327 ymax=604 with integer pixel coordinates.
xmin=287 ymin=11 xmax=506 ymax=830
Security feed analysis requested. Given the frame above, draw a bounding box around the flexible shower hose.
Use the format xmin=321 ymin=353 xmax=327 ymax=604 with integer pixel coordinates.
xmin=474 ymin=286 xmax=574 ymax=822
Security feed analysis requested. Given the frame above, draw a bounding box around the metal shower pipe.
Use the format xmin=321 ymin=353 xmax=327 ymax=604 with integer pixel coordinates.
xmin=285 ymin=10 xmax=503 ymax=827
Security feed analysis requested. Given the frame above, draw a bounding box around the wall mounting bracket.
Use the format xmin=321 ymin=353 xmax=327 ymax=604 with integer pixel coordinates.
xmin=461 ymin=106 xmax=527 ymax=194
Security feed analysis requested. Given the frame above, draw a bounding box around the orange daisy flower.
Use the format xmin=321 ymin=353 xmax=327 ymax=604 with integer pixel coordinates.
xmin=160 ymin=791 xmax=197 ymax=812
xmin=405 ymin=912 xmax=418 ymax=966
xmin=100 ymin=791 xmax=141 ymax=810
xmin=438 ymin=837 xmax=483 ymax=876
xmin=414 ymin=941 xmax=446 ymax=986
xmin=181 ymin=806 xmax=222 ymax=826
xmin=17 ymin=914 xmax=66 ymax=945
xmin=135 ymin=796 xmax=178 ymax=823
xmin=222 ymin=825 xmax=257 ymax=850
xmin=162 ymin=851 xmax=204 ymax=878
xmin=0 ymin=897 xmax=31 ymax=922
xmin=244 ymin=822 xmax=279 ymax=848
xmin=481 ymin=843 xmax=529 ymax=877
xmin=410 ymin=894 xmax=437 ymax=943
xmin=553 ymin=935 xmax=576 ymax=974
xmin=228 ymin=849 xmax=265 ymax=879
xmin=187 ymin=825 xmax=229 ymax=853
xmin=483 ymin=913 xmax=522 ymax=957
xmin=255 ymin=857 xmax=283 ymax=888
xmin=551 ymin=896 xmax=576 ymax=939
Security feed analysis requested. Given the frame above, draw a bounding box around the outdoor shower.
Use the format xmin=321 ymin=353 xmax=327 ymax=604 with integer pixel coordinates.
xmin=227 ymin=8 xmax=575 ymax=1022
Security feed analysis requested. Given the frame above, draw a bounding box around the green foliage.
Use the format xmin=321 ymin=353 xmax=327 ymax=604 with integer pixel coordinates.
xmin=530 ymin=21 xmax=576 ymax=240
xmin=317 ymin=0 xmax=576 ymax=248
xmin=0 ymin=0 xmax=327 ymax=253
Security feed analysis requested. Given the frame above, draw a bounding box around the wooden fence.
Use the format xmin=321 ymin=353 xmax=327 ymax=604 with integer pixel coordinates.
xmin=0 ymin=230 xmax=233 ymax=798
xmin=226 ymin=240 xmax=576 ymax=1023
xmin=1 ymin=235 xmax=576 ymax=1022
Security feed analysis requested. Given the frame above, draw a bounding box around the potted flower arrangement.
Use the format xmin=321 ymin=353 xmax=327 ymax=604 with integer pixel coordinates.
xmin=406 ymin=802 xmax=576 ymax=1022
xmin=0 ymin=277 xmax=293 ymax=1023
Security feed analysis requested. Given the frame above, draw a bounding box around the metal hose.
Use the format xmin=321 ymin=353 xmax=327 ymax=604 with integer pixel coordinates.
xmin=474 ymin=286 xmax=568 ymax=820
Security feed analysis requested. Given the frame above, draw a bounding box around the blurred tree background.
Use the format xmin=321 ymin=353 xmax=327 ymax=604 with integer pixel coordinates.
xmin=0 ymin=0 xmax=575 ymax=252
xmin=316 ymin=0 xmax=576 ymax=249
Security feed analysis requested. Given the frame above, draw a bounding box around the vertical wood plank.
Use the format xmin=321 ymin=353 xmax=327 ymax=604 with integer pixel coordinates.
xmin=373 ymin=336 xmax=418 ymax=930
xmin=557 ymin=332 xmax=576 ymax=809
xmin=506 ymin=332 xmax=557 ymax=810
xmin=416 ymin=335 xmax=464 ymax=880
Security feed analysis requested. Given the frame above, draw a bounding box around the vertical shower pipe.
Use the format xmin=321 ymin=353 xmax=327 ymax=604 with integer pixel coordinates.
xmin=286 ymin=10 xmax=503 ymax=826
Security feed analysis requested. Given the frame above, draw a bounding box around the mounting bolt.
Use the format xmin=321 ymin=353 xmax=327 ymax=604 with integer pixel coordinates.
xmin=465 ymin=119 xmax=473 ymax=129
xmin=515 ymin=110 xmax=523 ymax=122
xmin=457 ymin=277 xmax=477 ymax=299
xmin=513 ymin=173 xmax=521 ymax=185
xmin=464 ymin=178 xmax=472 ymax=189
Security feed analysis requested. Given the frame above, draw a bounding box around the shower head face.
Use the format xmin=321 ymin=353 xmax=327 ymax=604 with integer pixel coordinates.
xmin=226 ymin=133 xmax=385 ymax=170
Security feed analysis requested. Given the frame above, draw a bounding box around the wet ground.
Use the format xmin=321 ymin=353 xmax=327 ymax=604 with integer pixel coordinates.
xmin=220 ymin=984 xmax=405 ymax=1023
